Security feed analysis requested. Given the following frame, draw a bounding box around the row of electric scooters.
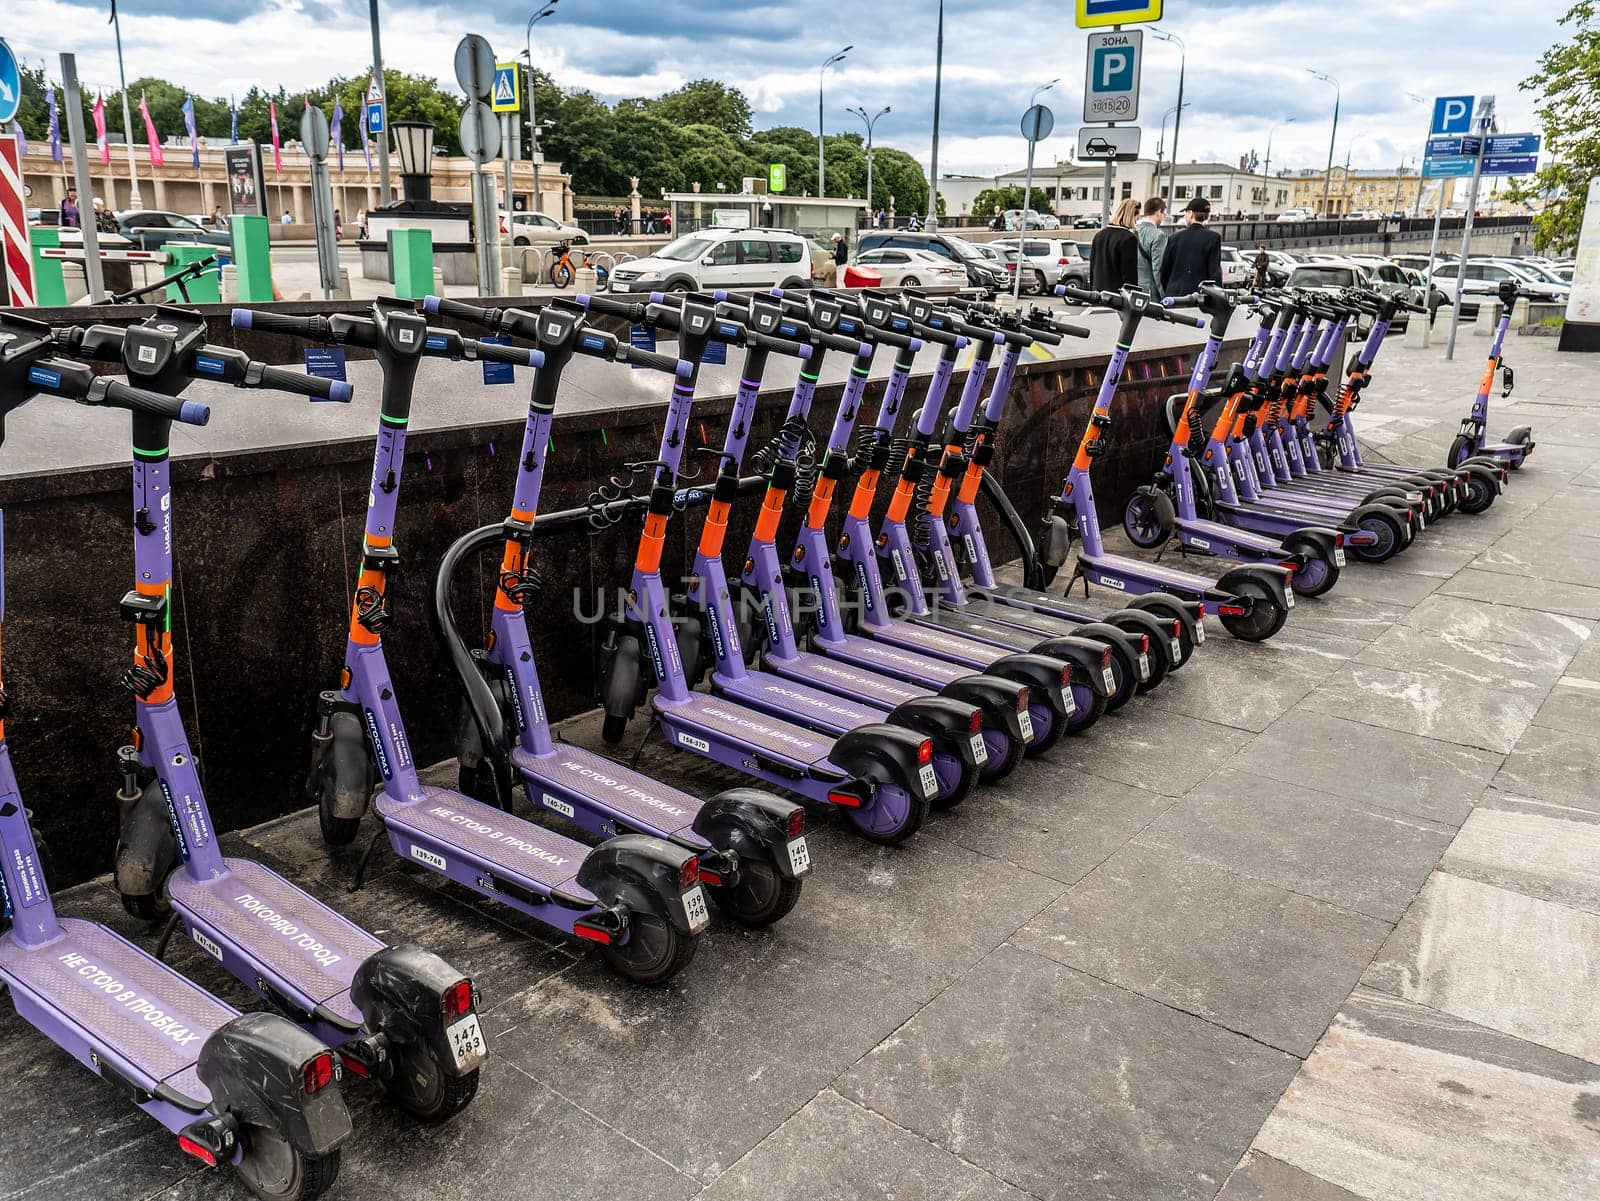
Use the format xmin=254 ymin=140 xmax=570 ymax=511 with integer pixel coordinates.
xmin=0 ymin=275 xmax=1528 ymax=1201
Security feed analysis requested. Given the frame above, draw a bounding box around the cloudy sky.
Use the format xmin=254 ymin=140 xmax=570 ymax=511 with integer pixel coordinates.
xmin=5 ymin=0 xmax=1570 ymax=177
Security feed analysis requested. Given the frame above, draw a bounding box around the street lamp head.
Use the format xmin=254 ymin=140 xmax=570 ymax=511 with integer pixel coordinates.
xmin=1152 ymin=28 xmax=1183 ymax=47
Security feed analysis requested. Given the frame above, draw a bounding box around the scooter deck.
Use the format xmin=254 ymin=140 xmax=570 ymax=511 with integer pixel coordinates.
xmin=168 ymin=859 xmax=383 ymax=1028
xmin=764 ymin=649 xmax=933 ymax=708
xmin=1079 ymin=551 xmax=1226 ymax=596
xmin=655 ymin=692 xmax=841 ymax=775
xmin=378 ymin=785 xmax=597 ymax=901
xmin=714 ymin=669 xmax=891 ymax=734
xmin=1180 ymin=517 xmax=1287 ymax=555
xmin=911 ymin=607 xmax=1046 ymax=652
xmin=512 ymin=743 xmax=699 ymax=838
xmin=0 ymin=918 xmax=231 ymax=1107
xmin=858 ymin=617 xmax=1024 ymax=672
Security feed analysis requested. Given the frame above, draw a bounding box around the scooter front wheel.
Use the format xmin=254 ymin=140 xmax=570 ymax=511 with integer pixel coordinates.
xmin=1218 ymin=579 xmax=1289 ymax=642
xmin=601 ymin=912 xmax=697 ymax=984
xmin=1447 ymin=434 xmax=1476 ymax=470
xmin=710 ymin=859 xmax=802 ymax=927
xmin=841 ymin=783 xmax=928 ymax=845
xmin=235 ymin=1129 xmax=340 ymax=1201
xmin=1123 ymin=487 xmax=1175 ymax=549
xmin=384 ymin=1042 xmax=481 ymax=1123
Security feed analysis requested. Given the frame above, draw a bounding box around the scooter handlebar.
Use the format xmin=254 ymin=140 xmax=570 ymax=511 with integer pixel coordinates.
xmin=575 ymin=292 xmax=652 ymax=322
xmin=614 ymin=344 xmax=695 ymax=377
xmin=752 ymin=331 xmax=814 ymax=360
xmin=94 ymin=378 xmax=213 ymax=425
xmin=422 ymin=295 xmax=502 ymax=328
xmin=465 ymin=338 xmax=544 ymax=368
xmin=230 ymin=308 xmax=333 ymax=342
xmin=251 ymin=363 xmax=354 ymax=402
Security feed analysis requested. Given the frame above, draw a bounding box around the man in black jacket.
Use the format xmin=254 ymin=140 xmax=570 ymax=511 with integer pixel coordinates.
xmin=1159 ymin=196 xmax=1222 ymax=298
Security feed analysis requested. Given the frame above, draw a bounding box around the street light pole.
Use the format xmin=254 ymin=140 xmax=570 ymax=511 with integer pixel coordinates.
xmin=109 ymin=0 xmax=142 ymax=207
xmin=1013 ymin=79 xmax=1058 ymax=304
xmin=1152 ymin=30 xmax=1184 ymax=210
xmin=368 ymin=0 xmax=392 ymax=204
xmin=525 ymin=1 xmax=559 ymax=214
xmin=1261 ymin=117 xmax=1292 ymax=216
xmin=847 ymin=104 xmax=890 ymax=216
xmin=818 ymin=46 xmax=851 ymax=200
xmin=927 ymin=0 xmax=944 ymax=229
xmin=1308 ymin=69 xmax=1340 ymax=218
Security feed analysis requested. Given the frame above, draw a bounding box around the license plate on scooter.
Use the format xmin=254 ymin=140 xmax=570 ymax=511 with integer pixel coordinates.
xmin=1195 ymin=621 xmax=1205 ymax=645
xmin=1059 ymin=687 xmax=1075 ymax=717
xmin=969 ymin=732 xmax=988 ymax=765
xmin=1018 ymin=708 xmax=1035 ymax=740
xmin=1334 ymin=548 xmax=1346 ymax=567
xmin=1417 ymin=511 xmax=1426 ymax=531
xmin=1102 ymin=666 xmax=1116 ymax=693
xmin=1170 ymin=636 xmax=1182 ymax=662
xmin=682 ymin=885 xmax=711 ymax=933
xmin=787 ymin=837 xmax=812 ymax=876
xmin=445 ymin=1014 xmax=487 ymax=1071
xmin=918 ymin=762 xmax=939 ymax=798
xmin=1137 ymin=652 xmax=1150 ymax=682
xmin=1284 ymin=590 xmax=1295 ymax=609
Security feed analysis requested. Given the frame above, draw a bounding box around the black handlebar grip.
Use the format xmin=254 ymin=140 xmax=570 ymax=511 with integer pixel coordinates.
xmin=422 ymin=295 xmax=500 ymax=329
xmin=577 ymin=292 xmax=651 ymax=321
xmin=94 ymin=378 xmax=211 ymax=425
xmin=1164 ymin=292 xmax=1204 ymax=309
xmin=1022 ymin=326 xmax=1065 ymax=347
xmin=1057 ymin=284 xmax=1104 ymax=305
xmin=752 ymin=331 xmax=813 ymax=360
xmin=615 ymin=344 xmax=695 ymax=378
xmin=231 ymin=308 xmax=330 ymax=341
xmin=1035 ymin=319 xmax=1092 ymax=340
xmin=256 ymin=363 xmax=354 ymax=402
xmin=467 ymin=339 xmax=543 ymax=368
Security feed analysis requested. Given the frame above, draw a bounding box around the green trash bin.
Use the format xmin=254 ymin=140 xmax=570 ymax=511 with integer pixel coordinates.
xmin=389 ymin=228 xmax=435 ymax=300
xmin=162 ymin=242 xmax=223 ymax=303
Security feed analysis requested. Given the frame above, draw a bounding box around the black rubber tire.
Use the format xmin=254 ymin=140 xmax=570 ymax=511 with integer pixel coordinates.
xmin=901 ymin=275 xmax=921 ymax=287
xmin=1131 ymin=598 xmax=1197 ymax=669
xmin=1349 ymin=508 xmax=1406 ymax=564
xmin=1123 ymin=488 xmax=1175 ymax=548
xmin=235 ymin=1132 xmax=340 ymax=1201
xmin=384 ymin=1042 xmax=480 ymax=1123
xmin=975 ymin=728 xmax=1025 ymax=783
xmin=121 ymin=889 xmax=166 ymax=922
xmin=552 ymin=263 xmax=574 ymax=288
xmin=1057 ymin=683 xmax=1107 ymax=738
xmin=1446 ymin=434 xmax=1475 ymax=470
xmin=1458 ymin=472 xmax=1497 ymax=515
xmin=1030 ymin=270 xmax=1047 ymax=295
xmin=709 ymin=859 xmax=803 ymax=927
xmin=600 ymin=912 xmax=697 ymax=985
xmin=601 ymin=713 xmax=629 ymax=745
xmin=1097 ymin=642 xmax=1138 ymax=713
xmin=1218 ymin=579 xmax=1289 ymax=643
xmin=457 ymin=758 xmax=499 ymax=807
xmin=930 ymin=755 xmax=979 ymax=811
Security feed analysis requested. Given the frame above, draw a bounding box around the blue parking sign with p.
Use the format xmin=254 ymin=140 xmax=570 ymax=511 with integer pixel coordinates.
xmin=1432 ymin=95 xmax=1473 ymax=135
xmin=1094 ymin=45 xmax=1135 ymax=92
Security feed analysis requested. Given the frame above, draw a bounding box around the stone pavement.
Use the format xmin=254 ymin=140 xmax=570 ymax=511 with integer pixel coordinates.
xmin=1 ymin=329 xmax=1596 ymax=1201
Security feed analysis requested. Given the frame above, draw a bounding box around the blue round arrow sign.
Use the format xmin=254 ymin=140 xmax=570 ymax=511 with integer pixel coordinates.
xmin=0 ymin=41 xmax=22 ymax=126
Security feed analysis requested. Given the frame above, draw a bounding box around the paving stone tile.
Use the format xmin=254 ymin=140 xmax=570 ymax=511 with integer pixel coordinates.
xmin=1531 ymin=674 xmax=1600 ymax=735
xmin=1255 ymin=988 xmax=1600 ymax=1201
xmin=1273 ymin=592 xmax=1408 ymax=644
xmin=1316 ymin=565 xmax=1442 ymax=609
xmin=1047 ymin=708 xmax=1244 ymax=797
xmin=837 ymin=943 xmax=1300 ymax=1201
xmin=1442 ymin=803 xmax=1600 ymax=916
xmin=1299 ymin=661 xmax=1539 ymax=754
xmin=1564 ymin=634 xmax=1600 ymax=681
xmin=1014 ymin=842 xmax=1391 ymax=1056
xmin=1138 ymin=768 xmax=1455 ymax=922
xmin=1472 ymin=536 xmax=1600 ymax=588
xmin=1228 ymin=709 xmax=1498 ymax=828
xmin=1354 ymin=623 xmax=1563 ymax=696
xmin=1400 ymin=593 xmax=1592 ymax=666
xmin=1364 ymin=873 xmax=1600 ymax=1064
xmin=932 ymin=761 xmax=1175 ymax=887
xmin=1145 ymin=628 xmax=1355 ymax=734
xmin=1371 ymin=541 xmax=1481 ymax=579
xmin=1493 ymin=724 xmax=1600 ymax=813
xmin=698 ymin=1091 xmax=1026 ymax=1201
xmin=1217 ymin=1152 xmax=1368 ymax=1201
xmin=1439 ymin=567 xmax=1600 ymax=621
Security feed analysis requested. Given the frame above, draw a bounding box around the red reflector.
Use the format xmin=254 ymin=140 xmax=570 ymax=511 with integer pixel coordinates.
xmin=573 ymin=922 xmax=612 ymax=944
xmin=301 ymin=1052 xmax=334 ymax=1096
xmin=786 ymin=807 xmax=805 ymax=837
xmin=827 ymin=789 xmax=864 ymax=808
xmin=339 ymin=1052 xmax=371 ymax=1079
xmin=680 ymin=856 xmax=700 ymax=890
xmin=1218 ymin=603 xmax=1247 ymax=616
xmin=1059 ymin=665 xmax=1072 ymax=686
xmin=1170 ymin=619 xmax=1182 ymax=638
xmin=916 ymin=738 xmax=934 ymax=765
xmin=178 ymin=1135 xmax=216 ymax=1166
xmin=1137 ymin=634 xmax=1149 ymax=654
xmin=967 ymin=707 xmax=983 ymax=732
xmin=698 ymin=868 xmax=724 ymax=886
xmin=1015 ymin=686 xmax=1031 ymax=710
xmin=1334 ymin=533 xmax=1345 ymax=547
xmin=1101 ymin=646 xmax=1114 ymax=667
xmin=1197 ymin=602 xmax=1207 ymax=618
xmin=442 ymin=979 xmax=473 ymax=1020
xmin=1278 ymin=561 xmax=1298 ymax=573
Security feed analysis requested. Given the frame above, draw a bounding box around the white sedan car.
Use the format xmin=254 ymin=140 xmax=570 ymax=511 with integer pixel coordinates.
xmin=850 ymin=247 xmax=969 ymax=287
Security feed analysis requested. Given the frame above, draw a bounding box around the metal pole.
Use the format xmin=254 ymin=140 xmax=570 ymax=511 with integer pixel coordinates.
xmin=369 ymin=0 xmax=391 ymax=204
xmin=1423 ymin=185 xmax=1444 ymax=299
xmin=1166 ymin=48 xmax=1184 ymax=210
xmin=59 ymin=54 xmax=106 ymax=302
xmin=1320 ymin=84 xmax=1340 ymax=217
xmin=818 ymin=67 xmax=825 ymax=199
xmin=1015 ymin=130 xmax=1038 ymax=304
xmin=927 ymin=0 xmax=943 ymax=229
xmin=109 ymin=5 xmax=142 ymax=207
xmin=866 ymin=123 xmax=874 ymax=214
xmin=525 ymin=14 xmax=543 ymax=214
xmin=1445 ymin=100 xmax=1492 ymax=360
xmin=502 ymin=113 xmax=514 ymax=264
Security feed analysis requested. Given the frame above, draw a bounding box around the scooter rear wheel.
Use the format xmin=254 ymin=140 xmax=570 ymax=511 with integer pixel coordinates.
xmin=976 ymin=728 xmax=1024 ymax=783
xmin=930 ymin=752 xmax=977 ymax=811
xmin=1218 ymin=579 xmax=1289 ymax=643
xmin=710 ymin=859 xmax=803 ymax=927
xmin=384 ymin=1042 xmax=481 ymax=1123
xmin=1290 ymin=550 xmax=1340 ymax=598
xmin=1458 ymin=471 xmax=1497 ymax=515
xmin=1349 ymin=508 xmax=1406 ymax=564
xmin=842 ymin=784 xmax=928 ymax=845
xmin=235 ymin=1130 xmax=340 ymax=1201
xmin=601 ymin=912 xmax=697 ymax=984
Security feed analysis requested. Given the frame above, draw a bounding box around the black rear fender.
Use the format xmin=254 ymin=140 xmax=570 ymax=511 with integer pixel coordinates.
xmin=831 ymin=722 xmax=936 ymax=798
xmin=198 ymin=1012 xmax=352 ymax=1158
xmin=692 ymin=788 xmax=805 ymax=881
xmin=939 ymin=674 xmax=1031 ymax=740
xmin=1028 ymin=634 xmax=1114 ymax=699
xmin=576 ymin=834 xmax=702 ymax=938
xmin=351 ymin=944 xmax=482 ymax=1078
xmin=988 ymin=652 xmax=1073 ymax=717
xmin=888 ymin=696 xmax=985 ymax=765
xmin=1217 ymin=564 xmax=1294 ymax=610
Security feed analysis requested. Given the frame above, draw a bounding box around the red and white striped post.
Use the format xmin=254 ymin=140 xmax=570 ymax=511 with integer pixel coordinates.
xmin=0 ymin=134 xmax=36 ymax=307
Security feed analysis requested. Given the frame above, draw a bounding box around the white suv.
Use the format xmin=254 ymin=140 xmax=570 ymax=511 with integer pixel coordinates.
xmin=992 ymin=237 xmax=1089 ymax=289
xmin=607 ymin=228 xmax=812 ymax=294
xmin=499 ymin=210 xmax=588 ymax=246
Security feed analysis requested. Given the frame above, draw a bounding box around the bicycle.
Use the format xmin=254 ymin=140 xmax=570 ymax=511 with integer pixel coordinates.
xmin=547 ymin=241 xmax=609 ymax=289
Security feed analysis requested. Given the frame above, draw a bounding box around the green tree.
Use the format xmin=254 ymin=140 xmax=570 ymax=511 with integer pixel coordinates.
xmin=647 ymin=80 xmax=753 ymax=139
xmin=969 ymin=185 xmax=1052 ymax=219
xmin=1519 ymin=1 xmax=1600 ymax=251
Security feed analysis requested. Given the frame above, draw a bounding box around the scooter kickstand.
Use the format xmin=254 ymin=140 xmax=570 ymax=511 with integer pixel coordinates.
xmin=348 ymin=825 xmax=387 ymax=894
xmin=628 ymin=716 xmax=659 ymax=772
xmin=153 ymin=911 xmax=181 ymax=962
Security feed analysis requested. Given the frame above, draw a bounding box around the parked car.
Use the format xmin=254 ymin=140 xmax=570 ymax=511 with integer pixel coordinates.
xmin=1071 ymin=214 xmax=1100 ymax=229
xmin=1002 ymin=208 xmax=1060 ymax=231
xmin=1286 ymin=258 xmax=1430 ymax=330
xmin=1218 ymin=246 xmax=1252 ymax=286
xmin=851 ymin=247 xmax=967 ymax=288
xmin=115 ymin=210 xmax=232 ymax=252
xmin=499 ymin=210 xmax=589 ymax=246
xmin=605 ymin=227 xmax=811 ymax=293
xmin=1275 ymin=207 xmax=1316 ymax=222
xmin=855 ymin=230 xmax=1003 ymax=291
xmin=1263 ymin=249 xmax=1299 ymax=286
xmin=1431 ymin=259 xmax=1569 ymax=316
xmin=993 ymin=237 xmax=1090 ymax=289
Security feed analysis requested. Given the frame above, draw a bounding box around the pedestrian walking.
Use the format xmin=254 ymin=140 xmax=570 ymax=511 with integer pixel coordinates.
xmin=1253 ymin=243 xmax=1271 ymax=291
xmin=59 ymin=188 xmax=80 ymax=229
xmin=92 ymin=197 xmax=117 ymax=234
xmin=282 ymin=210 xmax=294 ymax=224
xmin=334 ymin=209 xmax=343 ymax=238
xmin=1089 ymin=198 xmax=1140 ymax=292
xmin=645 ymin=210 xmax=657 ymax=235
xmin=1159 ymin=197 xmax=1223 ymax=298
xmin=1135 ymin=197 xmax=1167 ymax=297
xmin=660 ymin=210 xmax=671 ymax=234
xmin=210 ymin=205 xmax=225 ymax=228
xmin=831 ymin=232 xmax=849 ymax=269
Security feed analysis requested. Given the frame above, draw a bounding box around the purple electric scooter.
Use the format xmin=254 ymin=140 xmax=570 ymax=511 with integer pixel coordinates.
xmin=1448 ymin=280 xmax=1534 ymax=471
xmin=235 ymin=299 xmax=715 ymax=985
xmin=0 ymin=336 xmax=352 ymax=1200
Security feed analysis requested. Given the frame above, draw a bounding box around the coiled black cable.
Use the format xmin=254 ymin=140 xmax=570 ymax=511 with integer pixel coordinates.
xmin=749 ymin=414 xmax=820 ymax=505
xmin=498 ymin=566 xmax=544 ymax=607
xmin=121 ymin=643 xmax=169 ymax=699
xmin=354 ymin=585 xmax=392 ymax=633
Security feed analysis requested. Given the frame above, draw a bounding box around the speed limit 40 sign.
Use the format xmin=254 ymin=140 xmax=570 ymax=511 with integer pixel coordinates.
xmin=1083 ymin=30 xmax=1142 ymax=124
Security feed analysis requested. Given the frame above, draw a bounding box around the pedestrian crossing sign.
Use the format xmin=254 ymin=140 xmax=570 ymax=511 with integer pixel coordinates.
xmin=491 ymin=63 xmax=521 ymax=114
